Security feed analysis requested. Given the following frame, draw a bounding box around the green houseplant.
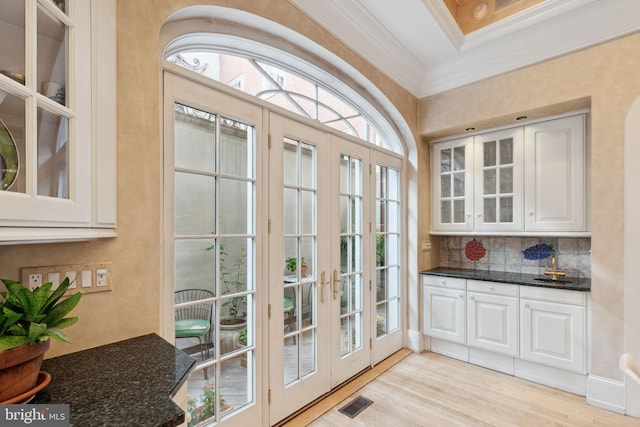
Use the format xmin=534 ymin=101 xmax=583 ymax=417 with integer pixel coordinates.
xmin=285 ymin=256 xmax=307 ymax=277
xmin=0 ymin=277 xmax=81 ymax=402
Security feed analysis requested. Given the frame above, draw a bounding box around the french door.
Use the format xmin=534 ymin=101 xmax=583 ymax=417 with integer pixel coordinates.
xmin=164 ymin=71 xmax=403 ymax=426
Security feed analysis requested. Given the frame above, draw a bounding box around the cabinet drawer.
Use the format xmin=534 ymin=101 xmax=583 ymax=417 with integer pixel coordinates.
xmin=422 ymin=275 xmax=466 ymax=290
xmin=467 ymin=280 xmax=518 ymax=297
xmin=520 ymin=286 xmax=585 ymax=306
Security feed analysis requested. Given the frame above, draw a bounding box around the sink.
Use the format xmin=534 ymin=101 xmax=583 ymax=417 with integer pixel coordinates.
xmin=534 ymin=277 xmax=573 ymax=284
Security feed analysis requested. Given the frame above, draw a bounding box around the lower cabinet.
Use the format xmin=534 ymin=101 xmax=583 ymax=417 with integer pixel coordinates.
xmin=422 ymin=275 xmax=589 ymax=394
xmin=520 ymin=287 xmax=587 ymax=374
xmin=467 ymin=288 xmax=518 ymax=356
xmin=424 ymin=285 xmax=466 ymax=344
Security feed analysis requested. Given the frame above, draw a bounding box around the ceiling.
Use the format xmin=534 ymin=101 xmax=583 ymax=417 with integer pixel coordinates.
xmin=289 ymin=0 xmax=640 ymax=98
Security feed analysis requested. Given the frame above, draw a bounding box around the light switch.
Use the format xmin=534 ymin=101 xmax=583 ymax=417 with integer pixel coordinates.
xmin=96 ymin=268 xmax=108 ymax=287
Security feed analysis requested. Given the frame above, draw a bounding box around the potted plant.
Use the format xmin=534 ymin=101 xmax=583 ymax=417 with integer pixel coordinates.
xmin=285 ymin=256 xmax=307 ymax=278
xmin=186 ymin=381 xmax=232 ymax=426
xmin=0 ymin=277 xmax=81 ymax=402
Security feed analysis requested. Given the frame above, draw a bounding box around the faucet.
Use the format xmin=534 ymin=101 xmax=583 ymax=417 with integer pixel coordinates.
xmin=544 ymin=255 xmax=566 ymax=280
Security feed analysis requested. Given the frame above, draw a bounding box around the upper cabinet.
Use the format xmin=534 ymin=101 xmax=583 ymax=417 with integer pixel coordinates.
xmin=430 ymin=113 xmax=588 ymax=235
xmin=0 ymin=0 xmax=116 ymax=243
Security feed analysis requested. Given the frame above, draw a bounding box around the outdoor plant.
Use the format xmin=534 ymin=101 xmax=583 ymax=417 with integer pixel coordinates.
xmin=206 ymin=243 xmax=247 ymax=320
xmin=0 ymin=277 xmax=81 ymax=351
xmin=285 ymin=256 xmax=306 ymax=273
xmin=187 ymin=381 xmax=229 ymax=427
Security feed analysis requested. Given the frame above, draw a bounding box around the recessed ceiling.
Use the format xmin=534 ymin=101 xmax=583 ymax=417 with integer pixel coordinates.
xmin=289 ymin=0 xmax=640 ymax=97
xmin=443 ymin=0 xmax=547 ymax=34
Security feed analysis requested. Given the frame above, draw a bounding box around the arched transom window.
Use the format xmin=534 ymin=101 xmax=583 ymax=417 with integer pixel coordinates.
xmin=164 ymin=34 xmax=403 ymax=154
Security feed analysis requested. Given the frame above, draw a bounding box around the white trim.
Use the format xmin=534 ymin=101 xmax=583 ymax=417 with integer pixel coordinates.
xmin=405 ymin=328 xmax=423 ymax=353
xmin=586 ymin=375 xmax=626 ymax=414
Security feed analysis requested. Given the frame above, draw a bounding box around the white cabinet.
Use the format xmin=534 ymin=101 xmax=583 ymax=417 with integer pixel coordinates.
xmin=430 ymin=137 xmax=474 ymax=232
xmin=474 ymin=128 xmax=524 ymax=232
xmin=519 ymin=286 xmax=586 ymax=374
xmin=524 ymin=115 xmax=586 ymax=232
xmin=430 ymin=112 xmax=588 ymax=235
xmin=423 ymin=276 xmax=466 ymax=344
xmin=0 ymin=0 xmax=116 ymax=243
xmin=466 ymin=280 xmax=518 ymax=357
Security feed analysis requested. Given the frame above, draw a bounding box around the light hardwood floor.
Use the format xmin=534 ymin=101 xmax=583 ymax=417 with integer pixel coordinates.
xmin=287 ymin=351 xmax=639 ymax=426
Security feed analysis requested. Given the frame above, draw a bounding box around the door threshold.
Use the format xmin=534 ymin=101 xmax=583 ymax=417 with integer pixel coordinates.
xmin=275 ymin=348 xmax=412 ymax=426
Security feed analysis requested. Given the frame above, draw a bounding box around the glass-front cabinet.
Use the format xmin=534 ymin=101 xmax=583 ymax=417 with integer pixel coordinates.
xmin=430 ymin=136 xmax=474 ymax=232
xmin=0 ymin=0 xmax=116 ymax=242
xmin=473 ymin=128 xmax=523 ymax=232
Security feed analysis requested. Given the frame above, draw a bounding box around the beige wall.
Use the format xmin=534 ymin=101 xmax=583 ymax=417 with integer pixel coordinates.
xmin=0 ymin=0 xmax=418 ymax=358
xmin=419 ymin=32 xmax=640 ymax=379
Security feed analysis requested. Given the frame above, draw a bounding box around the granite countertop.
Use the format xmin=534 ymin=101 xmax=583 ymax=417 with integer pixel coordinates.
xmin=33 ymin=333 xmax=195 ymax=427
xmin=421 ymin=267 xmax=591 ymax=292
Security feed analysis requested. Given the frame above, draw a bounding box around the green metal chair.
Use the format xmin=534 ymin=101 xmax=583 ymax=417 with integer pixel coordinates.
xmin=175 ymin=289 xmax=214 ymax=378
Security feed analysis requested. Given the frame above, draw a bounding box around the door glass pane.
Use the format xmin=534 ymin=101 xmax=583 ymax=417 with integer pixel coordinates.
xmin=484 ymin=198 xmax=497 ymax=223
xmin=500 ymin=168 xmax=513 ymax=193
xmin=36 ymin=107 xmax=68 ymax=198
xmin=37 ymin=4 xmax=68 ymax=107
xmin=453 ymin=146 xmax=465 ymax=171
xmin=499 ymin=138 xmax=513 ymax=165
xmin=174 ymin=104 xmax=216 ymax=172
xmin=173 ymin=102 xmax=256 ymax=421
xmin=483 ymin=169 xmax=496 ymax=195
xmin=441 ymin=174 xmax=451 ymax=197
xmin=500 ymin=197 xmax=513 ymax=223
xmin=283 ymin=138 xmax=318 ymax=385
xmin=440 ymin=149 xmax=451 ymax=172
xmin=175 ymin=172 xmax=215 ymax=235
xmin=0 ymin=1 xmax=26 ymax=81
xmin=220 ymin=117 xmax=253 ymax=178
xmin=453 ymin=172 xmax=465 ymax=197
xmin=453 ymin=200 xmax=465 ymax=223
xmin=0 ymin=92 xmax=25 ymax=193
xmin=441 ymin=201 xmax=451 ymax=224
xmin=339 ymin=154 xmax=364 ymax=359
xmin=484 ymin=141 xmax=496 ymax=167
xmin=376 ymin=164 xmax=401 ymax=337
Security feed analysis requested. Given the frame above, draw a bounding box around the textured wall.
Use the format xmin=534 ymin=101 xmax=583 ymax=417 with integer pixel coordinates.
xmin=419 ymin=32 xmax=640 ymax=380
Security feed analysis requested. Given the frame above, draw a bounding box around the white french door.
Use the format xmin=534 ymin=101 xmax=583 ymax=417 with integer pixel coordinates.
xmin=268 ymin=114 xmax=332 ymax=424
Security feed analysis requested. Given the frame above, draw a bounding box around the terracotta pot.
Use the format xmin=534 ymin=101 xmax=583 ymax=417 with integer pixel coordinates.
xmin=0 ymin=340 xmax=50 ymax=402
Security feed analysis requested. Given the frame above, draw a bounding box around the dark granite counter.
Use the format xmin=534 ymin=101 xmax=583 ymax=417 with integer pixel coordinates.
xmin=33 ymin=333 xmax=195 ymax=427
xmin=421 ymin=267 xmax=590 ymax=292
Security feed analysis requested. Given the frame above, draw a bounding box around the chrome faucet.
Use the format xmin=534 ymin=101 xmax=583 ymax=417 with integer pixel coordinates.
xmin=544 ymin=255 xmax=566 ymax=280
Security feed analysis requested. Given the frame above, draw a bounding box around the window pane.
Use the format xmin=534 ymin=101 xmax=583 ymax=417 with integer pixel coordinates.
xmin=453 ymin=172 xmax=465 ymax=197
xmin=484 ymin=198 xmax=497 ymax=223
xmin=283 ymin=139 xmax=298 ymax=186
xmin=441 ymin=200 xmax=451 ymax=224
xmin=283 ymin=188 xmax=299 ymax=235
xmin=500 ymin=168 xmax=513 ymax=193
xmin=440 ymin=149 xmax=451 ymax=173
xmin=453 ymin=146 xmax=465 ymax=171
xmin=220 ymin=178 xmax=252 ymax=234
xmin=300 ymin=190 xmax=315 ymax=235
xmin=483 ymin=169 xmax=496 ymax=195
xmin=300 ymin=142 xmax=315 ymax=188
xmin=0 ymin=1 xmax=25 ymax=82
xmin=453 ymin=200 xmax=465 ymax=223
xmin=441 ymin=174 xmax=451 ymax=197
xmin=500 ymin=197 xmax=513 ymax=223
xmin=175 ymin=239 xmax=216 ymax=294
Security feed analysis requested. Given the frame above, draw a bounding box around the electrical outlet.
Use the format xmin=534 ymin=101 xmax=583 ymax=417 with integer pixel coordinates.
xmin=96 ymin=269 xmax=108 ymax=287
xmin=28 ymin=273 xmax=43 ymax=290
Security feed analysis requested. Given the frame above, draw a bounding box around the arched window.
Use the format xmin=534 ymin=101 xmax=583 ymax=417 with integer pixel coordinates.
xmin=164 ymin=34 xmax=404 ymax=154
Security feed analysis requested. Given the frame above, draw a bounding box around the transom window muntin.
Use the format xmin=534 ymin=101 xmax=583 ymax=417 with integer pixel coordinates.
xmin=166 ymin=50 xmax=396 ymax=153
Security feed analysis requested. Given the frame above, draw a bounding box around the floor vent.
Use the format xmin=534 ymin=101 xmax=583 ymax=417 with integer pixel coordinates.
xmin=338 ymin=395 xmax=373 ymax=418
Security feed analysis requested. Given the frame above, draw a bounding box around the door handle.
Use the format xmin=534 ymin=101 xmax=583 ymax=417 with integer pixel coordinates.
xmin=320 ymin=271 xmax=330 ymax=303
xmin=332 ymin=269 xmax=341 ymax=300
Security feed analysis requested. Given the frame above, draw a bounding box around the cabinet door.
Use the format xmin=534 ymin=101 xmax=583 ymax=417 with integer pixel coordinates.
xmin=524 ymin=115 xmax=586 ymax=231
xmin=423 ymin=286 xmax=466 ymax=344
xmin=430 ymin=137 xmax=474 ymax=232
xmin=520 ymin=298 xmax=586 ymax=373
xmin=474 ymin=128 xmax=523 ymax=232
xmin=467 ymin=292 xmax=518 ymax=356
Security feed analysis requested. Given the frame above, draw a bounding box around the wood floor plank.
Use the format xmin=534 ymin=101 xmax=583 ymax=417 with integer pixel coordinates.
xmin=297 ymin=351 xmax=639 ymax=426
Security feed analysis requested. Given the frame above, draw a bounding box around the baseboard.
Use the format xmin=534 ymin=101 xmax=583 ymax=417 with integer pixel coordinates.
xmin=586 ymin=374 xmax=625 ymax=414
xmin=429 ymin=337 xmax=469 ymax=362
xmin=514 ymin=358 xmax=587 ymax=396
xmin=405 ymin=328 xmax=424 ymax=353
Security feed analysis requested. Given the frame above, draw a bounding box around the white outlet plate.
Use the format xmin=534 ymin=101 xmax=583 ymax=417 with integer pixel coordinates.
xmin=21 ymin=262 xmax=112 ymax=296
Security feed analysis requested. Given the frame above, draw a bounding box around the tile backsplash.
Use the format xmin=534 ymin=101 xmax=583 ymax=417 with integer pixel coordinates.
xmin=437 ymin=236 xmax=591 ymax=278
